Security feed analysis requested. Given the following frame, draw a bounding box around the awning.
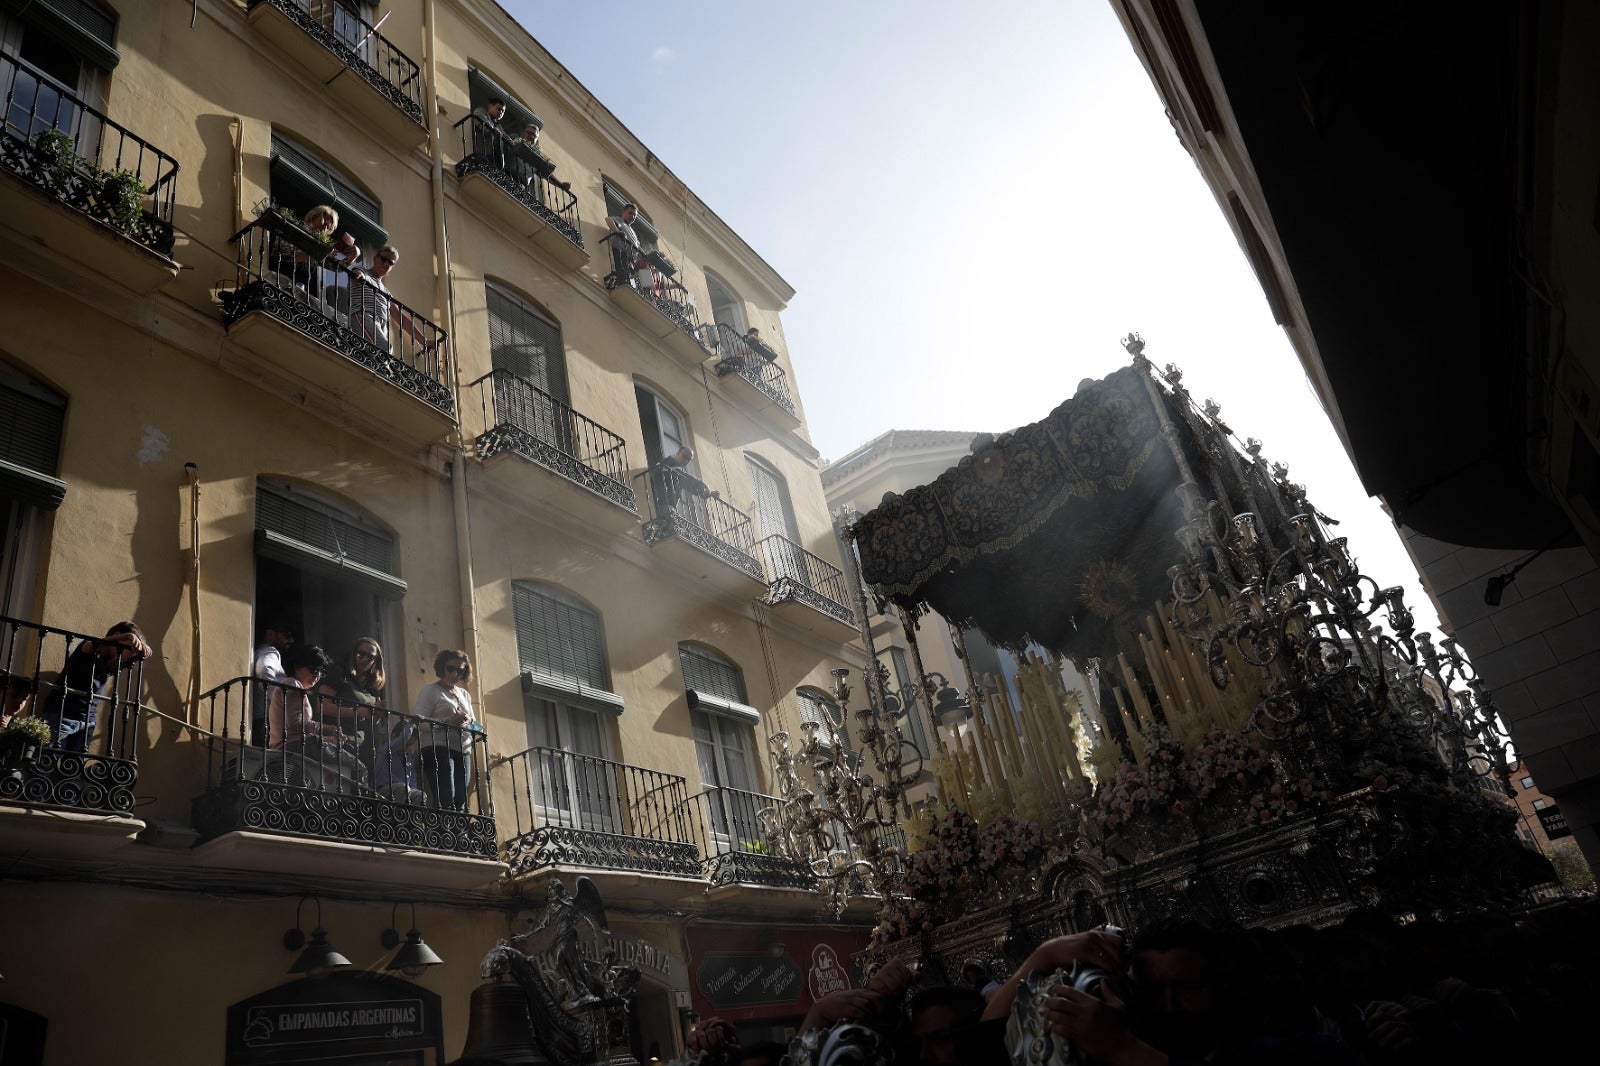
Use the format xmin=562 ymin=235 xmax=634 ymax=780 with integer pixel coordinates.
xmin=688 ymin=689 xmax=760 ymax=724
xmin=254 ymin=529 xmax=406 ymax=599
xmin=521 ymin=670 xmax=624 ymax=715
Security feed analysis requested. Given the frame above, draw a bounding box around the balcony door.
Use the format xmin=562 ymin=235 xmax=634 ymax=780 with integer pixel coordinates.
xmin=704 ymin=271 xmax=745 ymax=356
xmin=514 ymin=582 xmax=618 ymax=832
xmin=0 ymin=361 xmax=65 ymax=620
xmin=746 ymin=456 xmax=803 ymax=584
xmin=679 ymin=643 xmax=760 ymax=842
xmin=489 ymin=285 xmax=570 ymax=452
xmin=0 ymin=5 xmax=110 ymax=148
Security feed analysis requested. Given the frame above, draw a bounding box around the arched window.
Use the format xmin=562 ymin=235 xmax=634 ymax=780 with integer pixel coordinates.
xmin=680 ymin=642 xmax=760 ymax=831
xmin=704 ymin=271 xmax=746 ymax=334
xmin=0 ymin=360 xmax=66 ymax=617
xmin=634 ymin=381 xmax=692 ymax=470
xmin=251 ymin=478 xmax=403 ymax=742
xmin=487 ymin=283 xmax=571 ymax=444
xmin=270 ymin=131 xmax=387 ymax=254
xmin=602 ymin=177 xmax=658 ymax=249
xmin=515 ymin=581 xmax=618 ymax=829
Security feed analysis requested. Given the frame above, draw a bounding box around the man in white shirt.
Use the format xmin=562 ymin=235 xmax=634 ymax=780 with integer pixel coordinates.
xmin=606 ymin=203 xmax=652 ymax=289
xmin=252 ymin=622 xmax=294 ymax=745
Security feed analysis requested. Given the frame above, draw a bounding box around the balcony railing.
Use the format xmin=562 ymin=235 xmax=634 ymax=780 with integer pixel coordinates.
xmin=603 ymin=235 xmax=705 ymax=343
xmin=218 ymin=212 xmax=454 ymax=416
xmin=707 ymin=323 xmax=796 ymax=416
xmin=496 ymin=746 xmax=701 ymax=877
xmin=634 ymin=466 xmax=764 ymax=581
xmin=757 ymin=535 xmax=856 ymax=628
xmin=1 ymin=46 xmax=179 ymax=255
xmin=191 ymin=676 xmax=497 ymax=859
xmin=453 ymin=114 xmax=583 ymax=249
xmin=252 ymin=0 xmax=424 ymax=124
xmin=684 ymin=786 xmax=816 ymax=890
xmin=470 ymin=369 xmax=636 ymax=513
xmin=0 ymin=616 xmax=144 ymax=813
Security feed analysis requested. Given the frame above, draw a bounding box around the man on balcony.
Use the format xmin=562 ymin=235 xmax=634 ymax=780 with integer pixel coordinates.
xmin=606 ymin=203 xmax=652 ymax=289
xmin=472 ymin=97 xmax=509 ymax=167
xmin=349 ymin=247 xmax=435 ymax=360
xmin=35 ymin=623 xmax=151 ymax=753
xmin=512 ymin=123 xmax=572 ymax=192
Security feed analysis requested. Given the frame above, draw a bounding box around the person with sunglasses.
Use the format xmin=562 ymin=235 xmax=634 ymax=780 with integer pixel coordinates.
xmin=414 ymin=649 xmax=478 ymax=811
xmin=348 ymin=246 xmax=436 ymax=360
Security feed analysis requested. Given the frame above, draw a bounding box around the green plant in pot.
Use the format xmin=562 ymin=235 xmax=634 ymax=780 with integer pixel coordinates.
xmin=99 ymin=169 xmax=147 ymax=235
xmin=2 ymin=714 xmax=52 ymax=769
xmin=32 ymin=128 xmax=84 ymax=185
xmin=645 ymin=249 xmax=677 ymax=277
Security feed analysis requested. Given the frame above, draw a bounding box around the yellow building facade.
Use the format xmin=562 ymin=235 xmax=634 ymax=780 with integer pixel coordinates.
xmin=0 ymin=2 xmax=872 ymax=1062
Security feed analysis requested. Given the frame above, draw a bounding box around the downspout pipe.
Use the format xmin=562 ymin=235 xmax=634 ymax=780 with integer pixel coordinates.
xmin=423 ymin=0 xmax=481 ymax=683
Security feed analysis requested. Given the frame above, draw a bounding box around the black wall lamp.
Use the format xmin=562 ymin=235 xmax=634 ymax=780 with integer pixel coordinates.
xmin=284 ymin=896 xmax=351 ymax=977
xmin=381 ymin=902 xmax=443 ymax=977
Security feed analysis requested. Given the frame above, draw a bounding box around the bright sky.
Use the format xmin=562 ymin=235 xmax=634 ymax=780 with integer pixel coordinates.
xmin=515 ymin=0 xmax=1445 ymax=633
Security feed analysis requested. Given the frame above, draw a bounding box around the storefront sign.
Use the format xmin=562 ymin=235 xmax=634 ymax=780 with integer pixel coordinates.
xmin=226 ymin=973 xmax=442 ymax=1064
xmin=808 ymin=943 xmax=851 ymax=1000
xmin=533 ymin=930 xmax=685 ymax=989
xmin=1538 ymin=805 xmax=1571 ymax=840
xmin=697 ymin=954 xmax=804 ymax=1009
xmin=687 ymin=925 xmax=872 ymax=1025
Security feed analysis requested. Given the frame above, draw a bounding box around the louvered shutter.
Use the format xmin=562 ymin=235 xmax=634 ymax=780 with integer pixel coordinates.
xmin=678 ymin=643 xmax=746 ymax=703
xmin=0 ymin=370 xmax=67 ymax=509
xmin=254 ymin=483 xmax=403 ymax=596
xmin=512 ymin=583 xmax=607 ymax=690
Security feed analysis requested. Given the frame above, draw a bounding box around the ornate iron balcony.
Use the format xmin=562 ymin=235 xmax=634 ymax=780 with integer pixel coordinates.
xmin=757 ymin=535 xmax=856 ymax=628
xmin=684 ymin=786 xmax=817 ymax=889
xmin=250 ymin=0 xmax=424 ymax=125
xmin=470 ymin=369 xmax=636 ymax=513
xmin=218 ymin=212 xmax=455 ymax=417
xmin=496 ymin=746 xmax=701 ymax=877
xmin=0 ymin=616 xmax=144 ymax=814
xmin=603 ymin=234 xmax=706 ymax=343
xmin=454 ymin=114 xmax=583 ymax=250
xmin=0 ymin=47 xmax=178 ymax=256
xmin=191 ymin=676 xmax=497 ymax=859
xmin=635 ymin=466 xmax=764 ymax=582
xmin=708 ymin=323 xmax=796 ymax=417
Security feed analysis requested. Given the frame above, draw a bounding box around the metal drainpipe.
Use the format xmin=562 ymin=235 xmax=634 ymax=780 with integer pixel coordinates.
xmin=423 ymin=0 xmax=481 ymax=682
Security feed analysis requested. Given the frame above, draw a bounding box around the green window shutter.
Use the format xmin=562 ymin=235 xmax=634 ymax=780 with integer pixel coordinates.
xmin=254 ymin=482 xmax=403 ymax=597
xmin=269 ymin=135 xmax=388 ymax=251
xmin=0 ymin=369 xmax=67 ymax=510
xmin=467 ymin=66 xmax=542 ymax=133
xmin=3 ymin=0 xmax=119 ymax=71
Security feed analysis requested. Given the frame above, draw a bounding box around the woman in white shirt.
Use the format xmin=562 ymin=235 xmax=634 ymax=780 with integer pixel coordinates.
xmin=414 ymin=649 xmax=478 ymax=810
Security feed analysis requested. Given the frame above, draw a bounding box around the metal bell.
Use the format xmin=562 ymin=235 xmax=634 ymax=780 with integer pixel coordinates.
xmin=451 ymin=980 xmax=549 ymax=1065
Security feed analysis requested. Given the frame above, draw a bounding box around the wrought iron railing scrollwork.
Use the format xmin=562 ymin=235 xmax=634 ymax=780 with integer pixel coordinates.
xmin=218 ymin=213 xmax=455 ymax=416
xmin=495 ymin=746 xmax=701 ymax=877
xmin=1 ymin=47 xmax=179 ymax=256
xmin=470 ymin=369 xmax=636 ymax=512
xmin=708 ymin=322 xmax=796 ymax=416
xmin=602 ymin=234 xmax=705 ymax=343
xmin=757 ymin=534 xmax=856 ymax=627
xmin=191 ymin=675 xmax=496 ymax=858
xmin=453 ymin=114 xmax=583 ymax=249
xmin=0 ymin=616 xmax=145 ymax=814
xmin=251 ymin=0 xmax=424 ymax=124
xmin=685 ymin=786 xmax=817 ymax=889
xmin=632 ymin=466 xmax=763 ymax=580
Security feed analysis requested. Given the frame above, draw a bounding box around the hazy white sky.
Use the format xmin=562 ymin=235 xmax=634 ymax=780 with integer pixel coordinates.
xmin=515 ymin=0 xmax=1445 ymax=632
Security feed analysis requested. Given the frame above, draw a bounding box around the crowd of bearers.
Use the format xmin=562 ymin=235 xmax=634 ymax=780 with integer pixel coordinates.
xmin=687 ymin=899 xmax=1599 ymax=1065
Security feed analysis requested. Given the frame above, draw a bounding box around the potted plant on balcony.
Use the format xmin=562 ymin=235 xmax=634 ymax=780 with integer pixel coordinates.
xmin=98 ymin=169 xmax=148 ymax=235
xmin=1 ymin=715 xmax=52 ymax=772
xmin=32 ymin=127 xmax=87 ymax=186
xmin=255 ymin=201 xmax=334 ymax=256
xmin=645 ymin=248 xmax=678 ymax=277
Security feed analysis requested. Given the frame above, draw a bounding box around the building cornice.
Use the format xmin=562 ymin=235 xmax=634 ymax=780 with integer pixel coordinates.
xmin=447 ymin=0 xmax=796 ymax=306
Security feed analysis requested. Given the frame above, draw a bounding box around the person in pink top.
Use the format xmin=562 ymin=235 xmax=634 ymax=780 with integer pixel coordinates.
xmin=268 ymin=644 xmax=344 ymax=751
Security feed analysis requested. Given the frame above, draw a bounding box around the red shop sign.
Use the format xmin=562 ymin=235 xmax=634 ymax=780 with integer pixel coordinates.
xmin=686 ymin=925 xmax=872 ymax=1025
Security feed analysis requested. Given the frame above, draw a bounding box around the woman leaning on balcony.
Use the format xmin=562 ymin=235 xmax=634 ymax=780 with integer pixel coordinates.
xmin=413 ymin=650 xmax=479 ymax=811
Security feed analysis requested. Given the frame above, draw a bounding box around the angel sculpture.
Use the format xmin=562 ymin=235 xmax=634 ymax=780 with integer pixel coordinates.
xmin=475 ymin=876 xmax=640 ymax=1066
